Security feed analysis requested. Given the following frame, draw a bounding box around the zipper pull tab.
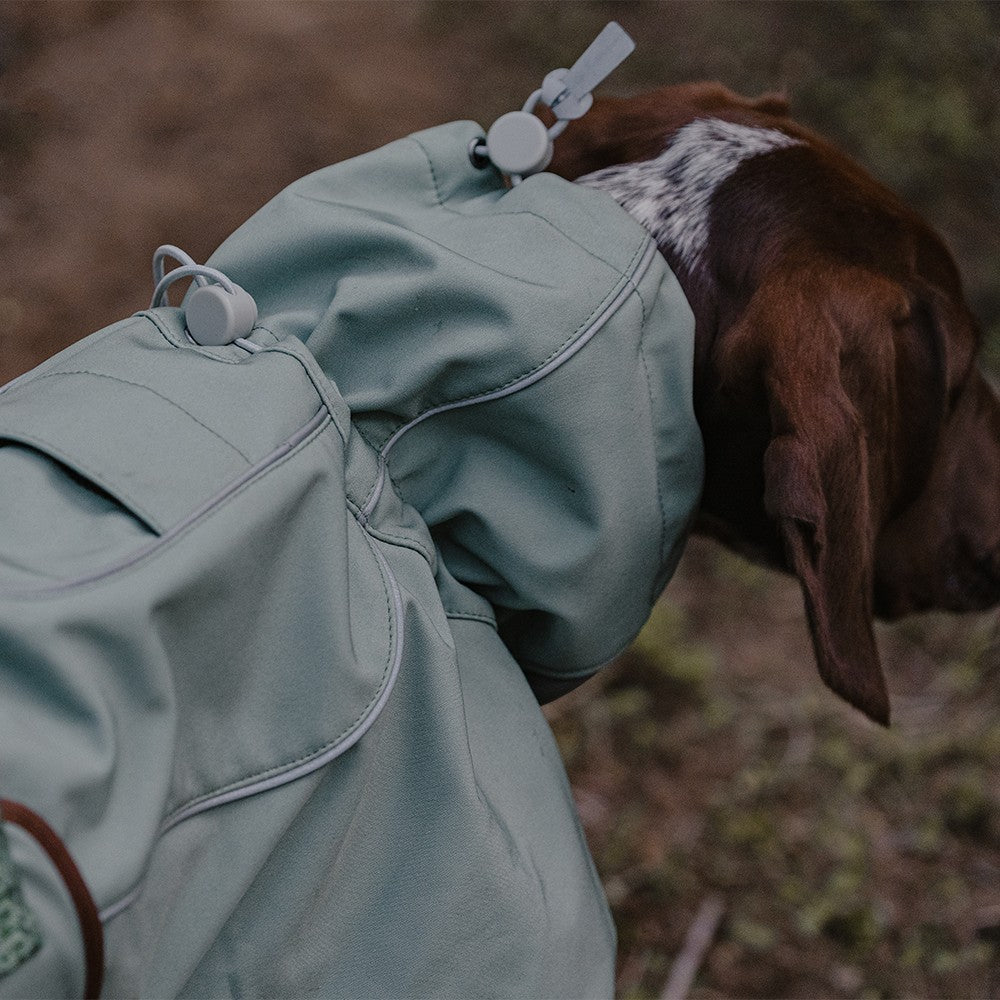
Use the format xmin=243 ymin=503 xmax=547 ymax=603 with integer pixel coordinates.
xmin=542 ymin=22 xmax=635 ymax=121
xmin=473 ymin=21 xmax=635 ymax=183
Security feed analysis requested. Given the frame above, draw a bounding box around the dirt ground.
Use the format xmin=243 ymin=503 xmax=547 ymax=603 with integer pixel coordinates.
xmin=1 ymin=4 xmax=997 ymax=998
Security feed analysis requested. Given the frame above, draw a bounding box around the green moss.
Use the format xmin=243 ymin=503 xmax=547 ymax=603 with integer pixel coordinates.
xmin=729 ymin=914 xmax=778 ymax=952
xmin=820 ymin=904 xmax=884 ymax=956
xmin=941 ymin=770 xmax=995 ymax=837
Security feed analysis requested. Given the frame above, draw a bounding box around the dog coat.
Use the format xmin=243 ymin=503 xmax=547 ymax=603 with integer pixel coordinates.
xmin=0 ymin=121 xmax=702 ymax=997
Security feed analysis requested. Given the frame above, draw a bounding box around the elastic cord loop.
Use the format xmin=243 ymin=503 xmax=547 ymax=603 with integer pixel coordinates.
xmin=152 ymin=245 xmax=209 ymax=289
xmin=150 ymin=264 xmax=237 ymax=309
xmin=520 ymin=88 xmax=544 ymax=114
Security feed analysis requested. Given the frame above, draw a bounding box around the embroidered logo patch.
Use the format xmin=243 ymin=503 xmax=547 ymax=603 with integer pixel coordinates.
xmin=0 ymin=825 xmax=42 ymax=977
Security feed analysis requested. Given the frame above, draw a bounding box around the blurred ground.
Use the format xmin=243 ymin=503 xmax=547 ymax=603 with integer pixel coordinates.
xmin=1 ymin=3 xmax=997 ymax=998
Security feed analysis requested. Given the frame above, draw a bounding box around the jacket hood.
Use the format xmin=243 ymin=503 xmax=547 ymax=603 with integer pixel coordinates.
xmin=206 ymin=121 xmax=703 ymax=697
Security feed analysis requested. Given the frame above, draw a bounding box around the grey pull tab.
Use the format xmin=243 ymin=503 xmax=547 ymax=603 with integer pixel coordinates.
xmin=542 ymin=22 xmax=636 ymax=121
xmin=474 ymin=21 xmax=635 ymax=182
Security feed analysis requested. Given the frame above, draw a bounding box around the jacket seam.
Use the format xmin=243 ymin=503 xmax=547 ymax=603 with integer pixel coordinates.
xmin=0 ymin=412 xmax=331 ymax=599
xmin=377 ymin=237 xmax=651 ymax=457
xmin=142 ymin=310 xmax=244 ymax=364
xmin=409 ymin=131 xmax=648 ymax=278
xmin=361 ymin=238 xmax=657 ymax=521
xmin=25 ymin=370 xmax=253 ymax=464
xmin=0 ymin=318 xmax=145 ymax=397
xmin=289 ymin=193 xmax=557 ymax=291
xmin=158 ymin=525 xmax=396 ymax=830
xmin=443 ymin=610 xmax=497 ymax=626
xmin=100 ymin=518 xmax=406 ymax=925
xmin=347 ymin=518 xmax=434 ymax=566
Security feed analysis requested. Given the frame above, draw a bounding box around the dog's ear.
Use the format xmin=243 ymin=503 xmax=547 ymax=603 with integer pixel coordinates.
xmin=722 ymin=275 xmax=892 ymax=724
xmin=750 ymin=91 xmax=791 ymax=117
xmin=763 ymin=424 xmax=889 ymax=725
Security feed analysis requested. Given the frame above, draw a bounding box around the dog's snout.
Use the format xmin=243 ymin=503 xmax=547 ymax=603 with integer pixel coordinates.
xmin=942 ymin=539 xmax=1000 ymax=611
xmin=972 ymin=547 xmax=1000 ymax=603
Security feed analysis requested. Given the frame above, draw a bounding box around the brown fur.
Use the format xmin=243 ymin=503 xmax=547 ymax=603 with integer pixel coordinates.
xmin=549 ymin=83 xmax=1000 ymax=725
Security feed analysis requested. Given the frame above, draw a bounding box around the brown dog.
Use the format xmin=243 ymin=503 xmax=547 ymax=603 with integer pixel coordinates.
xmin=548 ymin=82 xmax=1000 ymax=725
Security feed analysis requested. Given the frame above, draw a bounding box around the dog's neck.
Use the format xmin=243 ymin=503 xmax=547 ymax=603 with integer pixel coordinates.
xmin=577 ymin=117 xmax=801 ymax=286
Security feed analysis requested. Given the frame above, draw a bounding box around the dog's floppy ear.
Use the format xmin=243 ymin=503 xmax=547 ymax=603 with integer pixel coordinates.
xmin=749 ymin=91 xmax=791 ymax=117
xmin=722 ymin=274 xmax=892 ymax=724
xmin=763 ymin=423 xmax=889 ymax=725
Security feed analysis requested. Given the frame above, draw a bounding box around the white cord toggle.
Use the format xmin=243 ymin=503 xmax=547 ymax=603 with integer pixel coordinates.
xmin=472 ymin=21 xmax=635 ymax=184
xmin=150 ymin=246 xmax=258 ymax=347
xmin=484 ymin=109 xmax=553 ymax=179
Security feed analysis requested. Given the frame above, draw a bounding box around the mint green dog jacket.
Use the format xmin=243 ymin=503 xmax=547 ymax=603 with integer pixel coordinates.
xmin=0 ymin=121 xmax=702 ymax=997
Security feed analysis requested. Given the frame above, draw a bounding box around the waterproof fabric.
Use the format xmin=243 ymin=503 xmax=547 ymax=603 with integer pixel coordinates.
xmin=0 ymin=121 xmax=702 ymax=997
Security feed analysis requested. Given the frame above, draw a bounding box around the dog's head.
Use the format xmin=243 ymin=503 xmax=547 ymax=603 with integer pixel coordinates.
xmin=550 ymin=82 xmax=1000 ymax=724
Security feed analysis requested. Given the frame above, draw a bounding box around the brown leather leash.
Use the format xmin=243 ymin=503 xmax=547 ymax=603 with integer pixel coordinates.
xmin=0 ymin=799 xmax=104 ymax=999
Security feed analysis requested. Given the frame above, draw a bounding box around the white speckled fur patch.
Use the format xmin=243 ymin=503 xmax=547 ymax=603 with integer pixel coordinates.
xmin=579 ymin=118 xmax=802 ymax=273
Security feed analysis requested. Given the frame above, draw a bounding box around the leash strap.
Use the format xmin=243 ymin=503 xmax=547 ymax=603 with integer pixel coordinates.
xmin=0 ymin=799 xmax=104 ymax=1000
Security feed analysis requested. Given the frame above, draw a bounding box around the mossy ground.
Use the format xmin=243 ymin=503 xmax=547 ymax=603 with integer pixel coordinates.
xmin=548 ymin=539 xmax=999 ymax=998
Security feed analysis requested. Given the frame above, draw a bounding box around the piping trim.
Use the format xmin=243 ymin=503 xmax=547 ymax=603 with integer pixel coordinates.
xmin=0 ymin=410 xmax=330 ymax=598
xmin=98 ymin=525 xmax=405 ymax=924
xmin=362 ymin=237 xmax=658 ymax=519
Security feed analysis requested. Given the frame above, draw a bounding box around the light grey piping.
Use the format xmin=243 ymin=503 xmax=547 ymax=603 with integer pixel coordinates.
xmin=0 ymin=370 xmax=32 ymax=397
xmin=99 ymin=883 xmax=141 ymax=924
xmin=0 ymin=408 xmax=330 ymax=598
xmin=99 ymin=505 xmax=406 ymax=924
xmin=159 ymin=536 xmax=403 ymax=833
xmin=362 ymin=461 xmax=388 ymax=523
xmin=361 ymin=237 xmax=658 ymax=519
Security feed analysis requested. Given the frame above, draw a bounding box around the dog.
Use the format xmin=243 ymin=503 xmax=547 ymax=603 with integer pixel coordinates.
xmin=548 ymin=82 xmax=1000 ymax=725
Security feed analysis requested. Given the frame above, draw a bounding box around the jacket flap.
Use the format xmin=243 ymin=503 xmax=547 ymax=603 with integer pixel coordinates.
xmin=0 ymin=314 xmax=329 ymax=534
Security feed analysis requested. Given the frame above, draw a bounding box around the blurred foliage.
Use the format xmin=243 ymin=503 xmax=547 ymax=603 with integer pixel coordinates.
xmin=3 ymin=0 xmax=997 ymax=362
xmin=425 ymin=0 xmax=1000 ymax=368
xmin=550 ymin=587 xmax=1000 ymax=998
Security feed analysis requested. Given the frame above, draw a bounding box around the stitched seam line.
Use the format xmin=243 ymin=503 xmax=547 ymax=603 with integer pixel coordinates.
xmin=145 ymin=308 xmax=185 ymax=350
xmin=99 ymin=522 xmax=407 ymax=925
xmin=159 ymin=526 xmax=396 ymax=829
xmin=419 ymin=132 xmax=447 ymax=207
xmin=379 ymin=237 xmax=651 ymax=453
xmin=0 ymin=412 xmax=331 ymax=599
xmin=0 ymin=319 xmax=146 ymax=397
xmin=28 ymin=370 xmax=253 ymax=464
xmin=142 ymin=317 xmax=388 ymax=558
xmin=361 ymin=238 xmax=657 ymax=521
xmin=289 ymin=193 xmax=557 ymax=291
xmin=637 ymin=307 xmax=669 ymax=576
xmin=444 ymin=610 xmax=497 ymax=626
xmin=257 ymin=342 xmax=383 ymax=517
xmin=141 ymin=310 xmax=245 ymax=365
xmin=409 ymin=132 xmax=643 ymax=277
xmin=400 ymin=235 xmax=647 ymax=413
xmin=254 ymin=342 xmax=352 ymax=443
xmin=360 ymin=460 xmax=387 ymax=518
xmin=345 ymin=515 xmax=434 ymax=565
xmin=0 ymin=430 xmax=165 ymax=536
